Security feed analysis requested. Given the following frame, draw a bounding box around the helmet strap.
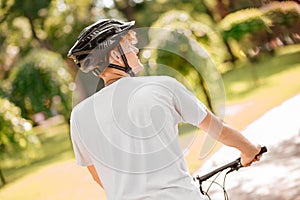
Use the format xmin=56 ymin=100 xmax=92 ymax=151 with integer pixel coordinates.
xmin=116 ymin=44 xmax=135 ymax=77
xmin=92 ymin=68 xmax=102 ymax=76
xmin=93 ymin=44 xmax=135 ymax=77
xmin=107 ymin=63 xmax=135 ymax=77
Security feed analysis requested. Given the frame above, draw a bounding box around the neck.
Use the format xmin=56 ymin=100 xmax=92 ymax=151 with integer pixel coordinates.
xmin=100 ymin=67 xmax=129 ymax=86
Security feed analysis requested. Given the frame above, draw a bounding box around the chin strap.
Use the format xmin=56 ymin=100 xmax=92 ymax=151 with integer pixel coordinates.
xmin=92 ymin=44 xmax=135 ymax=77
xmin=92 ymin=68 xmax=102 ymax=76
xmin=108 ymin=44 xmax=135 ymax=77
xmin=107 ymin=63 xmax=134 ymax=76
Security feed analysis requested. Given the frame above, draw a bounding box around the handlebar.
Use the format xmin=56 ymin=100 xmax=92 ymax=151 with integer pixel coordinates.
xmin=196 ymin=146 xmax=267 ymax=183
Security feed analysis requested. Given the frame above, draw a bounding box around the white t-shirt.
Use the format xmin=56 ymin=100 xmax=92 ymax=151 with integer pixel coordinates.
xmin=70 ymin=76 xmax=208 ymax=200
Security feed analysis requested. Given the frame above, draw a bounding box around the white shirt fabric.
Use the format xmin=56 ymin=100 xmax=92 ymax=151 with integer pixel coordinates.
xmin=70 ymin=76 xmax=208 ymax=200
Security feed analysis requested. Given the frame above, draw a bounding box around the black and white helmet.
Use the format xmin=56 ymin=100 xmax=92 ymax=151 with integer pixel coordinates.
xmin=68 ymin=19 xmax=135 ymax=76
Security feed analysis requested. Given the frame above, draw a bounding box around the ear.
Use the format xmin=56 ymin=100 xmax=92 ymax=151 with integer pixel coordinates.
xmin=110 ymin=50 xmax=122 ymax=64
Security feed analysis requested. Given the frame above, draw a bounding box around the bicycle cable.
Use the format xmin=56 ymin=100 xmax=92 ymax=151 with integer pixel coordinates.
xmin=203 ymin=170 xmax=230 ymax=200
xmin=223 ymin=169 xmax=230 ymax=200
xmin=198 ymin=146 xmax=267 ymax=200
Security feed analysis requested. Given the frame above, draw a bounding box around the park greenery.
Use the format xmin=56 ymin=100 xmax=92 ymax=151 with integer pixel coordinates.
xmin=7 ymin=49 xmax=72 ymax=121
xmin=0 ymin=98 xmax=38 ymax=184
xmin=0 ymin=0 xmax=299 ymax=192
xmin=1 ymin=48 xmax=299 ymax=200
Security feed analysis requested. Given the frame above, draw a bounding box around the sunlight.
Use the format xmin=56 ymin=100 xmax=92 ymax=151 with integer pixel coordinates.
xmin=102 ymin=0 xmax=114 ymax=8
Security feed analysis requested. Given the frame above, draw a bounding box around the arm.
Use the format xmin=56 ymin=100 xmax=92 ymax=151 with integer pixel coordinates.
xmin=87 ymin=165 xmax=104 ymax=189
xmin=198 ymin=109 xmax=261 ymax=166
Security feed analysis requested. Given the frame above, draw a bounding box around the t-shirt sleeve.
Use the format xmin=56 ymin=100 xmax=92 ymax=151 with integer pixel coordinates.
xmin=70 ymin=114 xmax=93 ymax=166
xmin=171 ymin=78 xmax=207 ymax=126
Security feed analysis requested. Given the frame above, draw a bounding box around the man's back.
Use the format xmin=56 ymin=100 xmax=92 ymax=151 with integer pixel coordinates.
xmin=70 ymin=76 xmax=207 ymax=199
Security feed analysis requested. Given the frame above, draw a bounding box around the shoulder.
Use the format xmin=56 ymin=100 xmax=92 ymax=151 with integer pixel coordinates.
xmin=136 ymin=75 xmax=176 ymax=82
xmin=70 ymin=95 xmax=93 ymax=121
xmin=129 ymin=76 xmax=187 ymax=96
xmin=133 ymin=76 xmax=181 ymax=87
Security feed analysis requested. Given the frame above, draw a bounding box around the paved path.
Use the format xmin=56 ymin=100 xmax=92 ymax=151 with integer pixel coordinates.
xmin=194 ymin=93 xmax=300 ymax=200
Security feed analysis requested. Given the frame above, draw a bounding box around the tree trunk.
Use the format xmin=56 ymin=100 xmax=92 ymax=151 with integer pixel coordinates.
xmin=203 ymin=2 xmax=237 ymax=65
xmin=0 ymin=167 xmax=6 ymax=186
xmin=223 ymin=38 xmax=238 ymax=64
xmin=216 ymin=0 xmax=229 ymax=19
xmin=25 ymin=14 xmax=51 ymax=49
xmin=199 ymin=74 xmax=214 ymax=113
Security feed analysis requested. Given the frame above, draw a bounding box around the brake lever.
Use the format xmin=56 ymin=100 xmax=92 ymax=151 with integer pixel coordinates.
xmin=226 ymin=158 xmax=242 ymax=174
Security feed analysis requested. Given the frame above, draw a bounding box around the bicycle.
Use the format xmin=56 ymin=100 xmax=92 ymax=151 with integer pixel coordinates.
xmin=194 ymin=146 xmax=267 ymax=200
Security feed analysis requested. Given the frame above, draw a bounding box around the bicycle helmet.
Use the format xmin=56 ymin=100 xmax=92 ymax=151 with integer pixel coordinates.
xmin=67 ymin=19 xmax=135 ymax=76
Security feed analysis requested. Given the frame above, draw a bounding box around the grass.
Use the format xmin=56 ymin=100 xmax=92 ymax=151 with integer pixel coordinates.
xmin=222 ymin=48 xmax=300 ymax=131
xmin=181 ymin=46 xmax=300 ymax=172
xmin=1 ymin=122 xmax=74 ymax=186
xmin=0 ymin=45 xmax=299 ymax=199
xmin=223 ymin=50 xmax=300 ymax=103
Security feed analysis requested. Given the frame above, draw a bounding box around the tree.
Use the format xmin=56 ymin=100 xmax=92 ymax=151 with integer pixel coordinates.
xmin=0 ymin=0 xmax=96 ymax=78
xmin=0 ymin=98 xmax=38 ymax=185
xmin=7 ymin=49 xmax=73 ymax=122
xmin=218 ymin=2 xmax=300 ymax=61
xmin=261 ymin=1 xmax=300 ymax=46
xmin=145 ymin=10 xmax=226 ymax=115
xmin=0 ymin=0 xmax=52 ymax=49
xmin=218 ymin=8 xmax=272 ymax=83
xmin=219 ymin=8 xmax=272 ymax=59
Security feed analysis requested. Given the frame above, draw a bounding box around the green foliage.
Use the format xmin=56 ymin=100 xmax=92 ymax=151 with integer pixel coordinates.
xmin=0 ymin=98 xmax=39 ymax=160
xmin=8 ymin=0 xmax=51 ymax=19
xmin=0 ymin=0 xmax=52 ymax=53
xmin=261 ymin=1 xmax=300 ymax=45
xmin=218 ymin=2 xmax=299 ymax=60
xmin=0 ymin=87 xmax=6 ymax=99
xmin=44 ymin=0 xmax=93 ymax=55
xmin=219 ymin=8 xmax=272 ymax=41
xmin=8 ymin=49 xmax=73 ymax=121
xmin=152 ymin=10 xmax=226 ymax=67
xmin=112 ymin=0 xmax=212 ymax=27
xmin=0 ymin=0 xmax=94 ymax=58
xmin=146 ymin=10 xmax=227 ymax=112
xmin=261 ymin=1 xmax=300 ymax=26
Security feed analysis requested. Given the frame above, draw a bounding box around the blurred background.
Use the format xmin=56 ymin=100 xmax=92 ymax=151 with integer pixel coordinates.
xmin=0 ymin=0 xmax=299 ymax=199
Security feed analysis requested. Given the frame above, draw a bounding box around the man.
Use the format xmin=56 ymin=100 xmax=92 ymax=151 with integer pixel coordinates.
xmin=68 ymin=19 xmax=261 ymax=200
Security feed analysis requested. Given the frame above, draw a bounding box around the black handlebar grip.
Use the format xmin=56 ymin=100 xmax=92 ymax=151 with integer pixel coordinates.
xmin=255 ymin=146 xmax=267 ymax=159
